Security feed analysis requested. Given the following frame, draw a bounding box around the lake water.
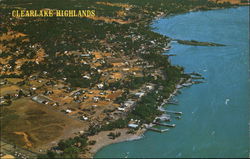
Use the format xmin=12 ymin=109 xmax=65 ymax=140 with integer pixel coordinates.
xmin=95 ymin=7 xmax=249 ymax=158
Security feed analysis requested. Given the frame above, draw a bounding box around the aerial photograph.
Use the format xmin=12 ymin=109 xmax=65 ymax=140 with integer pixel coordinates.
xmin=0 ymin=0 xmax=249 ymax=158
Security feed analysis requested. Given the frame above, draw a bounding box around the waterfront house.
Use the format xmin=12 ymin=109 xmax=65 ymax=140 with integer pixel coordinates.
xmin=128 ymin=123 xmax=139 ymax=128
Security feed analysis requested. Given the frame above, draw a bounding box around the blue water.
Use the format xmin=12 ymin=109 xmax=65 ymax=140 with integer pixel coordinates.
xmin=95 ymin=7 xmax=249 ymax=158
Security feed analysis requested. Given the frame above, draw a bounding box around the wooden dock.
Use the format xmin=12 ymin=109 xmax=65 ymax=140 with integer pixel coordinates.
xmin=153 ymin=122 xmax=176 ymax=128
xmin=147 ymin=127 xmax=169 ymax=133
xmin=166 ymin=110 xmax=183 ymax=115
xmin=167 ymin=101 xmax=178 ymax=105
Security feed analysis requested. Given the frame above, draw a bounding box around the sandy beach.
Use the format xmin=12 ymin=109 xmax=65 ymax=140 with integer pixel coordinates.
xmin=81 ymin=128 xmax=146 ymax=158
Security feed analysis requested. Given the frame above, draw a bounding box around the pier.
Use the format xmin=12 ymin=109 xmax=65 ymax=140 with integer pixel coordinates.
xmin=155 ymin=114 xmax=171 ymax=122
xmin=153 ymin=122 xmax=176 ymax=128
xmin=147 ymin=127 xmax=169 ymax=133
xmin=166 ymin=110 xmax=183 ymax=115
xmin=167 ymin=101 xmax=178 ymax=105
xmin=193 ymin=81 xmax=204 ymax=84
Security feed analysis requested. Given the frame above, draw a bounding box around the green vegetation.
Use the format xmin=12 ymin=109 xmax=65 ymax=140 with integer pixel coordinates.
xmin=177 ymin=39 xmax=226 ymax=46
xmin=38 ymin=135 xmax=88 ymax=158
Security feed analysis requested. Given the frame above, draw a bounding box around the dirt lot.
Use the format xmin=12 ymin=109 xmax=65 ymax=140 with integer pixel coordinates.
xmin=0 ymin=85 xmax=20 ymax=96
xmin=0 ymin=98 xmax=87 ymax=152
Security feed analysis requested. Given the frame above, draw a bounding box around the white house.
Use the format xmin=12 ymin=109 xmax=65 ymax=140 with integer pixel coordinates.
xmin=124 ymin=100 xmax=135 ymax=107
xmin=65 ymin=109 xmax=72 ymax=113
xmin=135 ymin=92 xmax=145 ymax=98
xmin=118 ymin=107 xmax=125 ymax=111
xmin=97 ymin=83 xmax=104 ymax=89
xmin=128 ymin=123 xmax=139 ymax=128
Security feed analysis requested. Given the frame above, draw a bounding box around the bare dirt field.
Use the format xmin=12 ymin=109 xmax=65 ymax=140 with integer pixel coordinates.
xmin=0 ymin=97 xmax=87 ymax=152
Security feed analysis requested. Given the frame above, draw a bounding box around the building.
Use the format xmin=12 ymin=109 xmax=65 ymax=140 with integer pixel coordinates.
xmin=123 ymin=100 xmax=135 ymax=107
xmin=135 ymin=92 xmax=145 ymax=98
xmin=128 ymin=123 xmax=139 ymax=128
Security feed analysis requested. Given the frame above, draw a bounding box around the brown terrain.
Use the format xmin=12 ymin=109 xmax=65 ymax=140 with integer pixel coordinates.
xmin=0 ymin=98 xmax=87 ymax=152
xmin=209 ymin=0 xmax=250 ymax=5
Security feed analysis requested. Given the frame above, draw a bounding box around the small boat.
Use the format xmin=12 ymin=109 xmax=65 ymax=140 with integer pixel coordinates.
xmin=175 ymin=116 xmax=181 ymax=119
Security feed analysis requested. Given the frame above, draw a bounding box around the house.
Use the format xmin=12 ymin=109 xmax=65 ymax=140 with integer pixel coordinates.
xmin=83 ymin=75 xmax=90 ymax=79
xmin=135 ymin=92 xmax=145 ymax=98
xmin=65 ymin=109 xmax=72 ymax=113
xmin=146 ymin=85 xmax=154 ymax=90
xmin=32 ymin=95 xmax=50 ymax=104
xmin=52 ymin=102 xmax=59 ymax=106
xmin=82 ymin=116 xmax=88 ymax=120
xmin=97 ymin=83 xmax=104 ymax=89
xmin=124 ymin=100 xmax=135 ymax=107
xmin=117 ymin=107 xmax=125 ymax=111
xmin=81 ymin=54 xmax=90 ymax=57
xmin=128 ymin=123 xmax=139 ymax=128
xmin=93 ymin=97 xmax=99 ymax=102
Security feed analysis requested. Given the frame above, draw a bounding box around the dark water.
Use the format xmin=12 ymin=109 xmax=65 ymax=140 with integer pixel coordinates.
xmin=95 ymin=7 xmax=249 ymax=158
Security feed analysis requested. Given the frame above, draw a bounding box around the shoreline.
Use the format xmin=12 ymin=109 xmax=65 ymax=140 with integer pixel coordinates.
xmin=87 ymin=78 xmax=189 ymax=158
xmin=87 ymin=5 xmax=249 ymax=158
xmin=84 ymin=5 xmax=249 ymax=158
xmin=82 ymin=128 xmax=146 ymax=158
xmin=87 ymin=5 xmax=242 ymax=157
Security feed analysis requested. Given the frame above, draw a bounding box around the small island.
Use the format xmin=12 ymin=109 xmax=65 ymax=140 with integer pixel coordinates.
xmin=176 ymin=39 xmax=226 ymax=46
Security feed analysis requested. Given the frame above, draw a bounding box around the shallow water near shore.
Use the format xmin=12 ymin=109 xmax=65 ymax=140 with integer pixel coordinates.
xmin=94 ymin=7 xmax=249 ymax=158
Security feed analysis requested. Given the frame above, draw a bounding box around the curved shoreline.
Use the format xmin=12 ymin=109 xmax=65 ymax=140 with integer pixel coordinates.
xmin=87 ymin=78 xmax=187 ymax=158
xmin=82 ymin=128 xmax=146 ymax=158
xmin=90 ymin=5 xmax=246 ymax=158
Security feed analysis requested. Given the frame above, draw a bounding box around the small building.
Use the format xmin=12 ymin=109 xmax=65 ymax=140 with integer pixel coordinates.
xmin=128 ymin=123 xmax=139 ymax=129
xmin=117 ymin=107 xmax=125 ymax=111
xmin=97 ymin=83 xmax=104 ymax=89
xmin=135 ymin=92 xmax=145 ymax=98
xmin=124 ymin=100 xmax=135 ymax=107
xmin=81 ymin=54 xmax=90 ymax=57
xmin=82 ymin=116 xmax=88 ymax=120
xmin=32 ymin=95 xmax=51 ymax=104
xmin=83 ymin=75 xmax=90 ymax=79
xmin=93 ymin=97 xmax=99 ymax=102
xmin=65 ymin=109 xmax=72 ymax=113
xmin=146 ymin=85 xmax=154 ymax=90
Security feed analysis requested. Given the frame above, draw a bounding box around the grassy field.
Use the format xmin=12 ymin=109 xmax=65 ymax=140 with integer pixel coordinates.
xmin=0 ymin=98 xmax=86 ymax=151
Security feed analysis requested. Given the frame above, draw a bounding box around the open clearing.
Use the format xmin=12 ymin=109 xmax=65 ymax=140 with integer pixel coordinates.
xmin=0 ymin=97 xmax=87 ymax=152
